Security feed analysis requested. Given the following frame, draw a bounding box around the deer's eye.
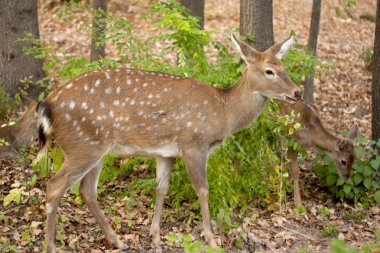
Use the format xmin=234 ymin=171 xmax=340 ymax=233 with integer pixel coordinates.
xmin=265 ymin=69 xmax=275 ymax=76
xmin=341 ymin=160 xmax=347 ymax=166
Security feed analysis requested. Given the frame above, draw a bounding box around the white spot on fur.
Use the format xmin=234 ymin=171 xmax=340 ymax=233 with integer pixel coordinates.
xmin=100 ymin=102 xmax=105 ymax=108
xmin=203 ymin=100 xmax=208 ymax=105
xmin=69 ymin=101 xmax=75 ymax=110
xmin=143 ymin=83 xmax=148 ymax=87
xmin=66 ymin=83 xmax=73 ymax=89
xmin=96 ymin=115 xmax=102 ymax=121
xmin=113 ymin=100 xmax=120 ymax=106
xmin=138 ymin=110 xmax=144 ymax=116
xmin=84 ymin=84 xmax=89 ymax=91
xmin=81 ymin=117 xmax=86 ymax=122
xmin=105 ymin=87 xmax=112 ymax=94
xmin=60 ymin=101 xmax=65 ymax=108
xmin=116 ymin=86 xmax=121 ymax=94
xmin=89 ymin=109 xmax=94 ymax=114
xmin=65 ymin=113 xmax=71 ymax=122
xmin=133 ymin=87 xmax=138 ymax=93
xmin=81 ymin=102 xmax=88 ymax=110
xmin=90 ymin=88 xmax=95 ymax=94
xmin=105 ymin=72 xmax=111 ymax=79
xmin=130 ymin=99 xmax=136 ymax=105
xmin=147 ymin=93 xmax=153 ymax=99
xmin=127 ymin=79 xmax=132 ymax=85
xmin=109 ymin=110 xmax=114 ymax=118
xmin=95 ymin=79 xmax=101 ymax=87
xmin=155 ymin=94 xmax=161 ymax=99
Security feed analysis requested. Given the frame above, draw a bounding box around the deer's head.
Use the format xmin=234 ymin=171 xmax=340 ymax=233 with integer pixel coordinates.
xmin=330 ymin=124 xmax=358 ymax=180
xmin=231 ymin=34 xmax=302 ymax=103
xmin=0 ymin=96 xmax=39 ymax=159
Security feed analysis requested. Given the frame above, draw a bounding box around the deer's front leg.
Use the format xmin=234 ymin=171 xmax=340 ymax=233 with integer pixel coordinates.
xmin=45 ymin=158 xmax=100 ymax=253
xmin=79 ymin=161 xmax=128 ymax=250
xmin=182 ymin=148 xmax=218 ymax=249
xmin=150 ymin=157 xmax=174 ymax=251
xmin=287 ymin=148 xmax=302 ymax=206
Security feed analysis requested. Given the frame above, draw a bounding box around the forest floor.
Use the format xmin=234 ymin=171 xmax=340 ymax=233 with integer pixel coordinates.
xmin=1 ymin=0 xmax=379 ymax=252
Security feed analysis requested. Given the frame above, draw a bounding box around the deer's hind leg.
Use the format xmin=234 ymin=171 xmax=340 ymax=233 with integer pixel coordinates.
xmin=79 ymin=159 xmax=128 ymax=250
xmin=150 ymin=157 xmax=174 ymax=251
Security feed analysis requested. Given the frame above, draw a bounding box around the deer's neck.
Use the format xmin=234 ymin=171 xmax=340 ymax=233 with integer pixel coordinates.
xmin=223 ymin=73 xmax=267 ymax=135
xmin=312 ymin=129 xmax=340 ymax=153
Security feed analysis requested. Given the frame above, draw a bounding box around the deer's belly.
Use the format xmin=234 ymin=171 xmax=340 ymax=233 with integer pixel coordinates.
xmin=109 ymin=142 xmax=180 ymax=158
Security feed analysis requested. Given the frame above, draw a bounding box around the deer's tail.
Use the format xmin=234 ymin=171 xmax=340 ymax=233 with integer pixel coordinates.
xmin=35 ymin=101 xmax=53 ymax=163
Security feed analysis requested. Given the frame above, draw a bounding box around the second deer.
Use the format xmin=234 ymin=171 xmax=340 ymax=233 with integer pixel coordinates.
xmin=278 ymin=100 xmax=357 ymax=206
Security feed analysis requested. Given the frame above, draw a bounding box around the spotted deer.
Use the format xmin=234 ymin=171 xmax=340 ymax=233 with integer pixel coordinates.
xmin=278 ymin=100 xmax=357 ymax=206
xmin=14 ymin=34 xmax=302 ymax=252
xmin=0 ymin=97 xmax=39 ymax=159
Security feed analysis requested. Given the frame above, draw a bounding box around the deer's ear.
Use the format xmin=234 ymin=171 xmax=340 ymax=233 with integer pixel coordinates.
xmin=347 ymin=124 xmax=358 ymax=140
xmin=269 ymin=35 xmax=294 ymax=60
xmin=231 ymin=33 xmax=258 ymax=64
xmin=20 ymin=95 xmax=37 ymax=110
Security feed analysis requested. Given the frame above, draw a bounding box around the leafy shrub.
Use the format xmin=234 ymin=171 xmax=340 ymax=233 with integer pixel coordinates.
xmin=314 ymin=133 xmax=380 ymax=205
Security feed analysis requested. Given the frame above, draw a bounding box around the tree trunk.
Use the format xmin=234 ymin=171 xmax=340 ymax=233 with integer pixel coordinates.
xmin=372 ymin=0 xmax=380 ymax=141
xmin=240 ymin=0 xmax=274 ymax=51
xmin=304 ymin=0 xmax=322 ymax=104
xmin=180 ymin=0 xmax=205 ymax=29
xmin=0 ymin=0 xmax=44 ymax=100
xmin=90 ymin=0 xmax=107 ymax=61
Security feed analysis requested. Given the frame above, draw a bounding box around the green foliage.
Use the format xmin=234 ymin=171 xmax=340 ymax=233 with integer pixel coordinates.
xmin=361 ymin=49 xmax=373 ymax=71
xmin=282 ymin=42 xmax=332 ymax=85
xmin=321 ymin=224 xmax=339 ymax=237
xmin=314 ymin=134 xmax=380 ymax=205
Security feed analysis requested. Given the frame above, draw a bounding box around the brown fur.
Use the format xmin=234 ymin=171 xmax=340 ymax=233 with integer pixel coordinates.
xmin=277 ymin=100 xmax=357 ymax=206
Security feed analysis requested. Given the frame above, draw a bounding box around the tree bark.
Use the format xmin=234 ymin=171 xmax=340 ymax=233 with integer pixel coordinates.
xmin=90 ymin=0 xmax=107 ymax=61
xmin=240 ymin=0 xmax=274 ymax=51
xmin=372 ymin=0 xmax=380 ymax=141
xmin=304 ymin=0 xmax=322 ymax=104
xmin=0 ymin=0 xmax=44 ymax=100
xmin=180 ymin=0 xmax=205 ymax=29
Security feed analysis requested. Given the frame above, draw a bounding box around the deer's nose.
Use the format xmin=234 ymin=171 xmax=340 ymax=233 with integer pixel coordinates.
xmin=294 ymin=91 xmax=302 ymax=100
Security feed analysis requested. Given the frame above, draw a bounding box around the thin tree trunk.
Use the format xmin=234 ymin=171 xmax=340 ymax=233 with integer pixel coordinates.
xmin=180 ymin=0 xmax=205 ymax=29
xmin=0 ymin=0 xmax=44 ymax=100
xmin=240 ymin=0 xmax=274 ymax=51
xmin=304 ymin=0 xmax=322 ymax=104
xmin=372 ymin=0 xmax=380 ymax=141
xmin=90 ymin=0 xmax=107 ymax=61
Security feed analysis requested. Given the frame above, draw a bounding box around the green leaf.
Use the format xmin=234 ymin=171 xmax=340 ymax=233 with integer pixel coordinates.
xmin=353 ymin=174 xmax=363 ymax=186
xmin=294 ymin=122 xmax=301 ymax=129
xmin=336 ymin=177 xmax=345 ymax=186
xmin=343 ymin=185 xmax=352 ymax=195
xmin=363 ymin=178 xmax=372 ymax=189
xmin=374 ymin=191 xmax=380 ymax=204
xmin=326 ymin=174 xmax=337 ymax=186
xmin=363 ymin=165 xmax=373 ymax=177
xmin=370 ymin=159 xmax=380 ymax=169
